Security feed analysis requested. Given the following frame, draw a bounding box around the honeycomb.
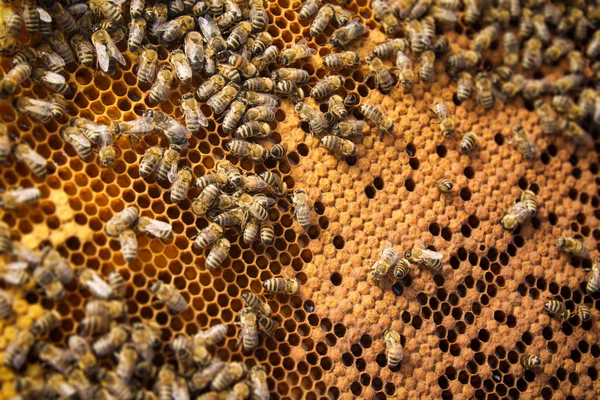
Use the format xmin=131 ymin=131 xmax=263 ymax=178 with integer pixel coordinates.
xmin=0 ymin=0 xmax=599 ymax=398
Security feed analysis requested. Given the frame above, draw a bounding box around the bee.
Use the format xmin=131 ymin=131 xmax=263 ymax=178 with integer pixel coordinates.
xmin=221 ymin=100 xmax=249 ymax=134
xmin=521 ymin=355 xmax=541 ymax=369
xmin=14 ymin=96 xmax=54 ymax=123
xmin=35 ymin=44 xmax=66 ymax=74
xmin=320 ymin=135 xmax=357 ymax=156
xmin=205 ymin=238 xmax=230 ymax=270
xmin=0 ymin=186 xmax=40 ymax=210
xmin=555 ymin=237 xmax=589 ymax=258
xmin=357 ymin=104 xmax=392 ymax=133
xmin=240 ymin=78 xmax=273 ymax=95
xmin=227 ymin=139 xmax=269 ymax=161
xmin=183 ymin=31 xmax=204 ymax=73
xmin=577 ymin=303 xmax=592 ymax=322
xmin=147 ymin=109 xmax=190 ymax=148
xmin=0 ymin=63 xmax=32 ymax=98
xmin=166 ymin=51 xmax=193 ymax=86
xmin=330 ymin=19 xmax=367 ymax=48
xmin=249 ymin=0 xmax=268 ymax=30
xmin=406 ymin=20 xmax=430 ymax=54
xmin=373 ymin=0 xmax=400 ymax=35
xmin=181 ymin=94 xmax=208 ymax=135
xmin=229 ymin=54 xmax=258 ymax=79
xmin=369 ymin=243 xmax=398 ymax=280
xmin=0 ymin=222 xmax=10 ymax=253
xmin=310 ymin=75 xmax=343 ymax=100
xmin=235 ymin=121 xmax=271 ymax=139
xmin=275 ymin=79 xmax=304 ymax=103
xmin=521 ymin=38 xmax=542 ymax=70
xmin=391 ymin=257 xmax=410 ymax=280
xmin=384 ymin=329 xmax=403 ymax=368
xmin=68 ymin=34 xmax=95 ymax=68
xmin=322 ymin=51 xmax=360 ymax=72
xmin=432 ymin=36 xmax=450 ymax=54
xmin=259 ymin=171 xmax=286 ymax=196
xmin=68 ymin=336 xmax=97 ymax=375
xmin=47 ymin=93 xmax=65 ymax=120
xmin=372 ymin=38 xmax=408 ymax=60
xmin=0 ymin=9 xmax=23 ymax=55
xmin=92 ymin=325 xmax=129 ymax=357
xmin=32 ymin=266 xmax=65 ymax=300
xmin=258 ymin=315 xmax=279 ymax=337
xmin=578 ymin=88 xmax=596 ymax=117
xmin=224 ymin=20 xmax=251 ymax=50
xmin=299 ymin=0 xmax=322 ymax=19
xmin=365 ymin=56 xmax=395 ymax=94
xmin=405 ymin=244 xmax=443 ymax=273
xmin=459 ymin=132 xmax=478 ymax=154
xmin=521 ymin=189 xmax=537 ymax=214
xmin=454 ymin=72 xmax=474 ymax=104
xmin=567 ymin=51 xmax=584 ymax=75
xmin=544 ymin=299 xmax=570 ymax=321
xmin=287 ymin=188 xmax=311 ymax=230
xmin=561 ymin=120 xmax=589 ymax=145
xmin=392 ymin=51 xmax=413 ymax=92
xmin=436 ymin=178 xmax=453 ymax=193
xmin=236 ymin=307 xmax=259 ymax=352
xmin=3 ymin=329 xmax=35 ymax=369
xmin=85 ymin=299 xmax=126 ymax=319
xmin=30 ymin=310 xmax=60 ymax=337
xmin=149 ymin=281 xmax=188 ymax=314
xmin=331 ymin=120 xmax=365 ymax=138
xmin=80 ymin=313 xmax=113 ymax=336
xmin=521 ymin=78 xmax=550 ymax=100
xmin=91 ymin=29 xmax=125 ymax=75
xmin=29 ymin=68 xmax=69 ymax=97
xmin=108 ymin=271 xmax=126 ymax=299
xmin=325 ymin=95 xmax=346 ymax=122
xmin=48 ymin=30 xmax=74 ymax=65
xmin=189 ymin=362 xmax=226 ymax=393
xmin=533 ymin=100 xmax=556 ymax=135
xmin=135 ymin=217 xmax=174 ymax=241
xmin=152 ymin=145 xmax=179 ymax=183
xmin=58 ymin=126 xmax=91 ymax=162
xmin=170 ymin=335 xmax=195 ymax=376
xmin=209 ymin=362 xmax=246 ymax=392
xmin=255 ymin=221 xmax=275 ymax=246
xmin=40 ymin=246 xmax=72 ymax=285
xmin=243 ymin=91 xmax=280 ymax=109
xmin=208 ymin=83 xmax=241 ymax=115
xmin=430 ymin=101 xmax=455 ymax=137
xmin=217 ymin=160 xmax=243 ymax=186
xmin=541 ymin=38 xmax=573 ymax=65
xmin=115 ymin=343 xmax=138 ymax=383
xmin=152 ymin=364 xmax=175 ymax=400
xmin=77 ymin=269 xmax=112 ymax=301
xmin=158 ymin=15 xmax=195 ymax=45
xmin=195 ymin=172 xmax=228 ymax=191
xmin=195 ymin=324 xmax=228 ymax=347
xmin=472 ymin=24 xmax=498 ymax=53
xmin=218 ymin=63 xmax=242 ymax=84
xmin=407 ymin=0 xmax=430 ymax=19
xmin=552 ymin=95 xmax=582 ymax=117
xmin=249 ymin=366 xmax=269 ymax=400
xmin=130 ymin=0 xmax=144 ymax=18
xmin=195 ymin=222 xmax=225 ymax=248
xmin=97 ymin=368 xmax=133 ymax=399
xmin=0 ymin=262 xmax=30 ymax=286
xmin=116 ymin=228 xmax=137 ymax=263
xmin=149 ymin=65 xmax=174 ymax=104
xmin=513 ymin=125 xmax=536 ymax=160
xmin=241 ymin=292 xmax=272 ymax=317
xmin=11 ymin=142 xmax=48 ymax=179
xmin=252 ymin=45 xmax=279 ymax=72
xmin=475 ymin=72 xmax=493 ymax=110
xmin=131 ymin=322 xmax=161 ymax=362
xmin=446 ymin=51 xmax=480 ymax=76
xmin=500 ymin=200 xmax=531 ymax=232
xmin=418 ymin=50 xmax=435 ymax=83
xmin=105 ymin=206 xmax=138 ymax=237
xmin=34 ymin=342 xmax=73 ymax=376
xmin=139 ymin=146 xmax=163 ymax=178
xmin=191 ymin=184 xmax=218 ymax=217
xmin=262 ymin=277 xmax=299 ymax=295
xmin=554 ymin=74 xmax=584 ymax=95
xmin=233 ymin=192 xmax=268 ymax=221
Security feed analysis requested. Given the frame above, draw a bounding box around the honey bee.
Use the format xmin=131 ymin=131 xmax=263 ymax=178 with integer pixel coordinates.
xmin=235 ymin=121 xmax=271 ymax=139
xmin=195 ymin=171 xmax=228 ymax=191
xmin=330 ymin=19 xmax=367 ymax=48
xmin=33 ymin=265 xmax=65 ymax=300
xmin=365 ymin=56 xmax=395 ymax=94
xmin=475 ymin=72 xmax=493 ymax=110
xmin=578 ymin=88 xmax=596 ymax=118
xmin=12 ymin=142 xmax=47 ymax=179
xmin=130 ymin=0 xmax=144 ymax=18
xmin=4 ymin=328 xmax=35 ymax=369
xmin=241 ymin=292 xmax=272 ymax=317
xmin=258 ymin=221 xmax=274 ymax=245
xmin=0 ymin=222 xmax=10 ymax=253
xmin=167 ymin=50 xmax=193 ymax=85
xmin=30 ymin=310 xmax=60 ymax=337
xmin=85 ymin=299 xmax=126 ymax=319
xmin=155 ymin=364 xmax=175 ymax=399
xmin=115 ymin=343 xmax=138 ymax=383
xmin=322 ymin=51 xmax=360 ymax=72
xmin=459 ymin=132 xmax=478 ymax=154
xmin=521 ymin=38 xmax=542 ymax=70
xmin=208 ymin=83 xmax=240 ymax=115
xmin=320 ymin=135 xmax=357 ymax=156
xmin=275 ymin=79 xmax=305 ymax=103
xmin=407 ymin=0 xmax=430 ymax=19
xmin=287 ymin=188 xmax=311 ymax=230
xmin=42 ymin=246 xmax=73 ymax=284
xmin=586 ymin=261 xmax=600 ymax=294
xmin=118 ymin=229 xmax=137 ymax=263
xmin=384 ymin=329 xmax=403 ymax=368
xmin=259 ymin=171 xmax=287 ymax=196
xmin=371 ymin=39 xmax=408 ymax=60
xmin=513 ymin=125 xmax=536 ymax=160
xmin=35 ymin=342 xmax=74 ymax=375
xmin=34 ymin=44 xmax=65 ymax=74
xmin=299 ymin=0 xmax=322 ymax=19
xmin=152 ymin=145 xmax=179 ymax=182
xmin=357 ymin=103 xmax=394 ymax=133
xmin=48 ymin=30 xmax=74 ymax=65
xmin=544 ymin=299 xmax=570 ymax=321
xmin=555 ymin=237 xmax=589 ymax=258
xmin=405 ymin=244 xmax=443 ymax=273
xmin=218 ymin=63 xmax=242 ymax=84
xmin=521 ymin=355 xmax=541 ymax=369
xmin=189 ymin=361 xmax=226 ymax=393
xmin=79 ymin=268 xmax=113 ymax=299
xmin=245 ymin=105 xmax=276 ymax=122
xmin=195 ymin=323 xmax=228 ymax=348
xmin=576 ymin=303 xmax=592 ymax=322
xmin=0 ymin=186 xmax=40 ymax=211
xmin=249 ymin=0 xmax=267 ymax=30
xmin=109 ymin=271 xmax=127 ymax=299
xmin=330 ymin=120 xmax=364 ymax=138
xmin=249 ymin=366 xmax=269 ymax=400
xmin=170 ymin=335 xmax=195 ymax=376
xmin=243 ymin=91 xmax=280 ymax=108
xmin=68 ymin=336 xmax=97 ymax=375
xmin=262 ymin=277 xmax=299 ymax=295
xmin=59 ymin=126 xmax=91 ymax=161
xmin=147 ymin=109 xmax=190 ymax=148
xmin=369 ymin=243 xmax=398 ymax=280
xmin=97 ymin=368 xmax=133 ymax=399
xmin=14 ymin=96 xmax=53 ymax=123
xmin=136 ymin=216 xmax=174 ymax=240
xmin=473 ymin=24 xmax=498 ymax=53
xmin=554 ymin=74 xmax=584 ymax=95
xmin=217 ymin=159 xmax=243 ymax=186
xmin=258 ymin=315 xmax=279 ymax=337
xmin=131 ymin=322 xmax=161 ymax=362
xmin=233 ymin=192 xmax=268 ymax=221
xmin=419 ymin=50 xmax=435 ymax=83
xmin=252 ymin=45 xmax=279 ymax=72
xmin=1 ymin=260 xmax=30 ymax=286
xmin=149 ymin=65 xmax=174 ymax=104
xmin=206 ymin=238 xmax=231 ymax=270
xmin=69 ymin=34 xmax=95 ymax=68
xmin=433 ymin=36 xmax=450 ymax=53
xmin=237 ymin=307 xmax=259 ymax=352
xmin=521 ymin=78 xmax=550 ymax=100
xmin=567 ymin=51 xmax=584 ymax=75
xmin=552 ymin=95 xmax=583 ymax=119
xmin=0 ymin=9 xmax=23 ymax=55
xmin=105 ymin=206 xmax=139 ymax=237
xmin=181 ymin=93 xmax=208 ymax=135
xmin=542 ymin=38 xmax=572 ymax=65
xmin=250 ymin=32 xmax=272 ymax=56
xmin=373 ymin=0 xmax=400 ymax=35
xmin=48 ymin=93 xmax=66 ymax=120
xmin=191 ymin=184 xmax=219 ymax=217
xmin=0 ymin=63 xmax=31 ymax=98
xmin=406 ymin=20 xmax=430 ymax=54
xmin=91 ymin=29 xmax=126 ymax=75
xmin=431 ymin=101 xmax=455 ymax=137
xmin=145 ymin=2 xmax=169 ymax=39
xmin=149 ymin=280 xmax=188 ymax=314
xmin=533 ymin=99 xmax=556 ymax=135
xmin=393 ymin=51 xmax=413 ymax=91
xmin=453 ymin=72 xmax=474 ymax=104
xmin=80 ymin=313 xmax=113 ymax=337
xmin=242 ymin=77 xmax=275 ymax=93
xmin=184 ymin=31 xmax=204 ymax=72
xmin=229 ymin=54 xmax=258 ymax=78
xmin=227 ymin=139 xmax=269 ymax=161
xmin=139 ymin=146 xmax=163 ymax=178
xmin=446 ymin=51 xmax=480 ymax=77
xmin=561 ymin=120 xmax=589 ymax=145
xmin=159 ymin=15 xmax=195 ymax=45
xmin=436 ymin=178 xmax=453 ymax=193
xmin=224 ymin=20 xmax=251 ymax=50
xmin=210 ymin=362 xmax=246 ymax=392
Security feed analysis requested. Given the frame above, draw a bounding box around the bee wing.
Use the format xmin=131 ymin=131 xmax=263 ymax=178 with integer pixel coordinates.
xmin=167 ymin=163 xmax=179 ymax=183
xmin=42 ymin=71 xmax=66 ymax=84
xmin=155 ymin=19 xmax=177 ymax=33
xmin=94 ymin=43 xmax=111 ymax=72
xmin=6 ymin=261 xmax=29 ymax=271
xmin=129 ymin=116 xmax=155 ymax=134
xmin=37 ymin=7 xmax=52 ymax=22
xmin=21 ymin=149 xmax=47 ymax=166
xmin=89 ymin=274 xmax=112 ymax=298
xmin=198 ymin=16 xmax=220 ymax=40
xmin=85 ymin=122 xmax=111 ymax=136
xmin=23 ymin=98 xmax=53 ymax=115
xmin=71 ymin=133 xmax=92 ymax=148
xmin=226 ymin=0 xmax=242 ymax=17
xmin=421 ymin=249 xmax=443 ymax=260
xmin=143 ymin=219 xmax=173 ymax=238
xmin=119 ymin=234 xmax=137 ymax=249
xmin=99 ymin=132 xmax=113 ymax=147
xmin=45 ymin=52 xmax=66 ymax=67
xmin=198 ymin=108 xmax=209 ymax=127
xmin=106 ymin=39 xmax=126 ymax=66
